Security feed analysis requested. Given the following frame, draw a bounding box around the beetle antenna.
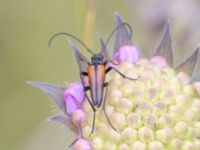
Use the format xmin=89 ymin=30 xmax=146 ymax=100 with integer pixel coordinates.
xmin=48 ymin=32 xmax=95 ymax=55
xmin=105 ymin=22 xmax=132 ymax=46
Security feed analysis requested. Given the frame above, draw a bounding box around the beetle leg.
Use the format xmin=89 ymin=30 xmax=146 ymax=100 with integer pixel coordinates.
xmin=84 ymin=93 xmax=96 ymax=136
xmin=79 ymin=74 xmax=96 ymax=136
xmin=102 ymin=82 xmax=118 ymax=133
xmin=105 ymin=60 xmax=120 ymax=66
xmin=80 ymin=71 xmax=88 ymax=76
xmin=106 ymin=66 xmax=139 ymax=80
xmin=105 ymin=66 xmax=112 ymax=74
xmin=84 ymin=86 xmax=90 ymax=91
xmin=80 ymin=72 xmax=90 ymax=91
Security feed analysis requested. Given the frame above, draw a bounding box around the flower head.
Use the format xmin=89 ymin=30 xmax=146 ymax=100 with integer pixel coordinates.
xmin=28 ymin=13 xmax=200 ymax=150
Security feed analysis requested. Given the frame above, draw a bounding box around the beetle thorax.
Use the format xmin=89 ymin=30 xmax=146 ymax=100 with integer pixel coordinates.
xmin=91 ymin=54 xmax=104 ymax=64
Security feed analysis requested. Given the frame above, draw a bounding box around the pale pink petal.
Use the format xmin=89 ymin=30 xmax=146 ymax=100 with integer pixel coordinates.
xmin=72 ymin=109 xmax=88 ymax=126
xmin=113 ymin=45 xmax=140 ymax=64
xmin=177 ymin=72 xmax=190 ymax=84
xmin=65 ymin=82 xmax=85 ymax=104
xmin=74 ymin=139 xmax=92 ymax=150
xmin=150 ymin=56 xmax=168 ymax=69
xmin=64 ymin=95 xmax=79 ymax=115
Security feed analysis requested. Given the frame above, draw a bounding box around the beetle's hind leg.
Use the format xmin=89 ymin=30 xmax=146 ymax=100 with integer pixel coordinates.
xmin=80 ymin=72 xmax=97 ymax=137
xmin=106 ymin=66 xmax=139 ymax=81
xmin=102 ymin=82 xmax=118 ymax=133
xmin=82 ymin=85 xmax=96 ymax=137
xmin=84 ymin=94 xmax=96 ymax=137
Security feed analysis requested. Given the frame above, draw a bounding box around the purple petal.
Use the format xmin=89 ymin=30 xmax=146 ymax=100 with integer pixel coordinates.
xmin=71 ymin=109 xmax=88 ymax=127
xmin=74 ymin=139 xmax=92 ymax=150
xmin=113 ymin=45 xmax=140 ymax=64
xmin=64 ymin=82 xmax=85 ymax=115
xmin=150 ymin=56 xmax=168 ymax=69
xmin=64 ymin=95 xmax=80 ymax=115
xmin=64 ymin=82 xmax=85 ymax=104
xmin=177 ymin=72 xmax=190 ymax=85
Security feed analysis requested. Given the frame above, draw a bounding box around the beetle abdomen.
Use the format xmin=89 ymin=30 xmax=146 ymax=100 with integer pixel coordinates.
xmin=88 ymin=64 xmax=105 ymax=107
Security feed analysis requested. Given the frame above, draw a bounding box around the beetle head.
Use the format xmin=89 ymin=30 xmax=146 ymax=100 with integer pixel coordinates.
xmin=91 ymin=54 xmax=104 ymax=64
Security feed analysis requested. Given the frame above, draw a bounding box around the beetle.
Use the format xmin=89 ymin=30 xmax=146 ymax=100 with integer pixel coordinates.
xmin=49 ymin=22 xmax=138 ymax=136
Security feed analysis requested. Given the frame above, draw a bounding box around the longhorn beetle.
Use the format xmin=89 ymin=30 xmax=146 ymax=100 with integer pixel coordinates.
xmin=49 ymin=23 xmax=138 ymax=136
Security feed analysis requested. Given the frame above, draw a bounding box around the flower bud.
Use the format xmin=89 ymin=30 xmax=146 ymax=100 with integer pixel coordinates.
xmin=71 ymin=109 xmax=88 ymax=127
xmin=174 ymin=121 xmax=188 ymax=139
xmin=177 ymin=71 xmax=190 ymax=84
xmin=143 ymin=114 xmax=157 ymax=128
xmin=116 ymin=98 xmax=133 ymax=115
xmin=122 ymin=127 xmax=137 ymax=144
xmin=148 ymin=141 xmax=164 ymax=150
xmin=119 ymin=144 xmax=129 ymax=150
xmin=74 ymin=139 xmax=92 ymax=150
xmin=169 ymin=138 xmax=183 ymax=150
xmin=150 ymin=56 xmax=168 ymax=69
xmin=113 ymin=45 xmax=140 ymax=64
xmin=127 ymin=113 xmax=142 ymax=129
xmin=111 ymin=112 xmax=126 ymax=130
xmin=138 ymin=127 xmax=154 ymax=142
xmin=108 ymin=128 xmax=121 ymax=143
xmin=130 ymin=141 xmax=147 ymax=150
xmin=92 ymin=137 xmax=103 ymax=150
xmin=156 ymin=128 xmax=174 ymax=144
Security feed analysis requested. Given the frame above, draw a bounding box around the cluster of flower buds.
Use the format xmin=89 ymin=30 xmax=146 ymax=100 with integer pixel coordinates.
xmin=28 ymin=13 xmax=200 ymax=150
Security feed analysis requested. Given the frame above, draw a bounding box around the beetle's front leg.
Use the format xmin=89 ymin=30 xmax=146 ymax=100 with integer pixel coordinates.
xmin=104 ymin=60 xmax=120 ymax=66
xmin=105 ymin=66 xmax=139 ymax=80
xmin=79 ymin=72 xmax=96 ymax=136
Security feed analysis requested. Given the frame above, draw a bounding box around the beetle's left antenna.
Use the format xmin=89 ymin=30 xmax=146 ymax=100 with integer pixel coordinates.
xmin=48 ymin=32 xmax=95 ymax=55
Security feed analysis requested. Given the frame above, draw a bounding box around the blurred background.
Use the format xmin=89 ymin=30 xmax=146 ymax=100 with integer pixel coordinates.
xmin=1 ymin=0 xmax=200 ymax=150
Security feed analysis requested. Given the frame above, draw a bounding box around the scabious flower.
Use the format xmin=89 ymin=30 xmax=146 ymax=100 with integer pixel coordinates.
xmin=28 ymin=13 xmax=200 ymax=150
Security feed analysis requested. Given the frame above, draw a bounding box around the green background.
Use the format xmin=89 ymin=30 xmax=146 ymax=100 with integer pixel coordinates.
xmin=1 ymin=0 xmax=200 ymax=150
